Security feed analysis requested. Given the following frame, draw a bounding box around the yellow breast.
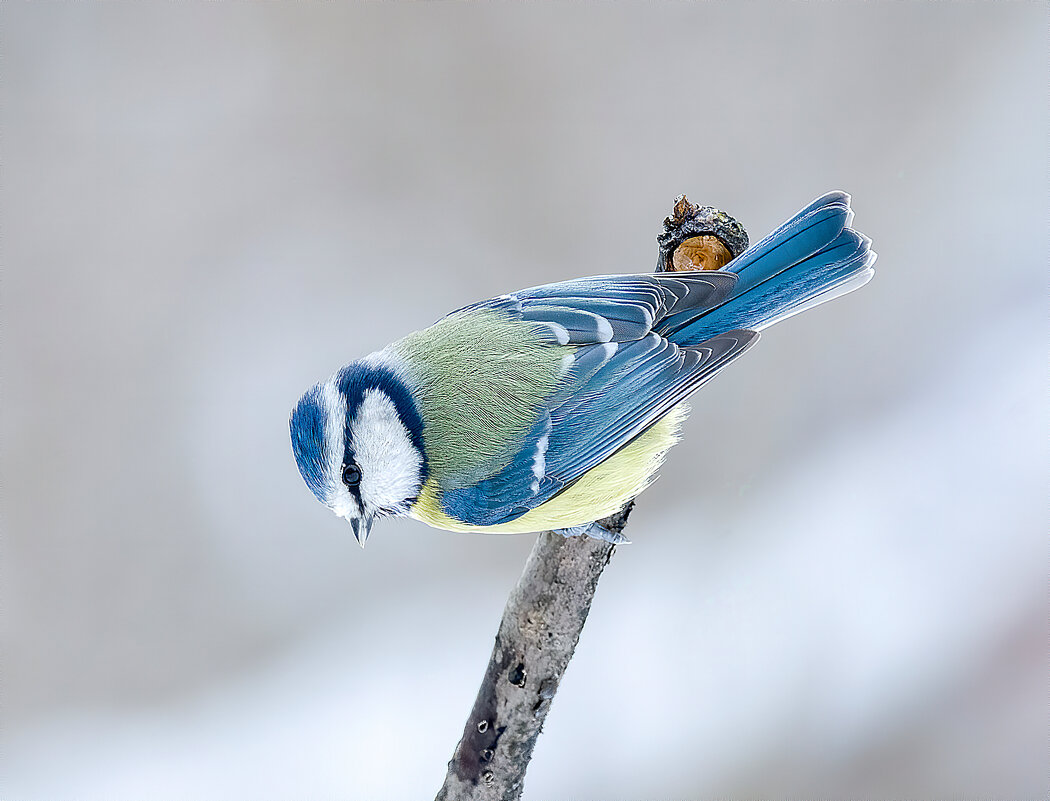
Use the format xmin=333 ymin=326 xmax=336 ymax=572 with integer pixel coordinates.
xmin=409 ymin=404 xmax=688 ymax=534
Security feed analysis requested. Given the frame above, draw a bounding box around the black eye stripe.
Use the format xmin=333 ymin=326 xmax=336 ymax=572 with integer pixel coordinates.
xmin=342 ymin=463 xmax=362 ymax=489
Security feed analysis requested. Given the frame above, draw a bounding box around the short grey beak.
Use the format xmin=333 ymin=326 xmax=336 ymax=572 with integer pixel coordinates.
xmin=350 ymin=515 xmax=373 ymax=548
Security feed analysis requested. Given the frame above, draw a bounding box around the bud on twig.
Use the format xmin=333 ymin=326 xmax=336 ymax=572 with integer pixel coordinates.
xmin=656 ymin=194 xmax=749 ymax=273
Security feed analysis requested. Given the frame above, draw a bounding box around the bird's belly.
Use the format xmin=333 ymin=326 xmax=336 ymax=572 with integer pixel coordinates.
xmin=409 ymin=404 xmax=688 ymax=534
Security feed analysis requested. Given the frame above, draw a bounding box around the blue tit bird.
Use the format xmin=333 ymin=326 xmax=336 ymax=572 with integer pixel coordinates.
xmin=290 ymin=191 xmax=875 ymax=547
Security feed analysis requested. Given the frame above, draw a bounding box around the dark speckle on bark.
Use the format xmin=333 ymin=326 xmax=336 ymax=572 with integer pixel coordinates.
xmin=508 ymin=663 xmax=526 ymax=688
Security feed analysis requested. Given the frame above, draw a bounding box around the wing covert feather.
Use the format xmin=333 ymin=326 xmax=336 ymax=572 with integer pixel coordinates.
xmin=440 ymin=327 xmax=758 ymax=527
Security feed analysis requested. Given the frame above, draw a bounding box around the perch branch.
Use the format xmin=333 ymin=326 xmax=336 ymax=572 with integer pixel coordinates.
xmin=435 ymin=505 xmax=632 ymax=801
xmin=436 ymin=196 xmax=748 ymax=801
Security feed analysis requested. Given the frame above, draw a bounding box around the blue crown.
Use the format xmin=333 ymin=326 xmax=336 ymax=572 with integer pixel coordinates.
xmin=290 ymin=385 xmax=331 ymax=504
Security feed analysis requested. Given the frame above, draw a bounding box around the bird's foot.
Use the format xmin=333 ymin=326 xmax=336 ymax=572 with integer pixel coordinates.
xmin=555 ymin=522 xmax=631 ymax=545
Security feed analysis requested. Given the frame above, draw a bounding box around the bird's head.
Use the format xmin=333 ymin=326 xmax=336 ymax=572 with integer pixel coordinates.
xmin=289 ymin=359 xmax=428 ymax=547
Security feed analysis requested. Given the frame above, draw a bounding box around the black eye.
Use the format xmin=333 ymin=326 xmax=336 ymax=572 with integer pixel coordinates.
xmin=342 ymin=464 xmax=362 ymax=489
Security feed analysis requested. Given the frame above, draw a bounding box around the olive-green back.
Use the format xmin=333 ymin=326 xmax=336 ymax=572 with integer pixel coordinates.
xmin=390 ymin=308 xmax=564 ymax=488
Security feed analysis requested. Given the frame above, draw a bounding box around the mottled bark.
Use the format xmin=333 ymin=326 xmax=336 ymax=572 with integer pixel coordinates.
xmin=435 ymin=505 xmax=632 ymax=801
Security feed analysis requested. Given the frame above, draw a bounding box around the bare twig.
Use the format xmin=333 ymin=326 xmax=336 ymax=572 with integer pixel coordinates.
xmin=436 ymin=197 xmax=747 ymax=801
xmin=435 ymin=505 xmax=632 ymax=801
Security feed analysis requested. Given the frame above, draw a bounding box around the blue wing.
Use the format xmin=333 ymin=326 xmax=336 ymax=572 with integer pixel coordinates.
xmin=440 ymin=271 xmax=758 ymax=525
xmin=461 ymin=271 xmax=738 ymax=345
xmin=439 ymin=192 xmax=873 ymax=526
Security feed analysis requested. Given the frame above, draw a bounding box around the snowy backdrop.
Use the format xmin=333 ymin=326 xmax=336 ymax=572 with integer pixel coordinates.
xmin=5 ymin=4 xmax=1046 ymax=799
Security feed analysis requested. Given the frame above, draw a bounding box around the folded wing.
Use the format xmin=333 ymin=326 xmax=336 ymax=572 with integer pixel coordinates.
xmin=441 ymin=272 xmax=756 ymax=525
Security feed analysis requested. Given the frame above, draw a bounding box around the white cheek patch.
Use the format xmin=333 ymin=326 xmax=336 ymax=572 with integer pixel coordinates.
xmin=350 ymin=389 xmax=424 ymax=513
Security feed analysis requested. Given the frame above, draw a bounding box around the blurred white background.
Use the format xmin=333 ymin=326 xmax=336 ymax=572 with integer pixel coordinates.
xmin=3 ymin=3 xmax=1046 ymax=799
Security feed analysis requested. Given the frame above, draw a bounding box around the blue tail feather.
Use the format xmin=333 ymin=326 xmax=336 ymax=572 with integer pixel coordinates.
xmin=657 ymin=192 xmax=875 ymax=346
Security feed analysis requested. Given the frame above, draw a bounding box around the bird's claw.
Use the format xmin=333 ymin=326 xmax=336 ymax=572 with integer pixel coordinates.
xmin=555 ymin=522 xmax=631 ymax=545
